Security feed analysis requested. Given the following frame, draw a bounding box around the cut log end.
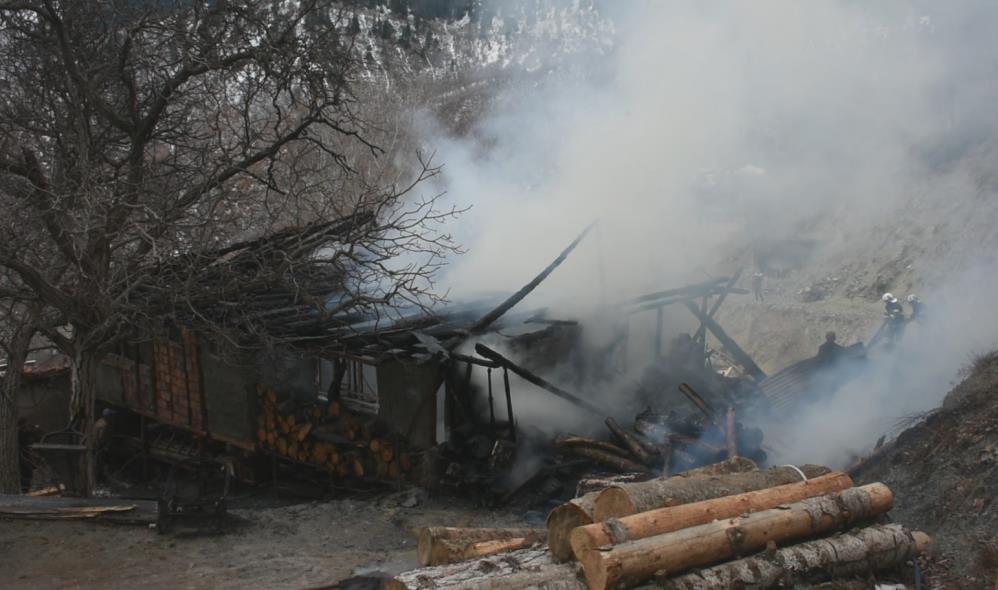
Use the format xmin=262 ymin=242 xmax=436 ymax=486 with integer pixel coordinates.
xmin=548 ymin=499 xmax=596 ymax=562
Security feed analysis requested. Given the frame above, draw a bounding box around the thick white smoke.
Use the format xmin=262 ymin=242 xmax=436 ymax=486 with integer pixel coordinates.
xmin=418 ymin=1 xmax=998 ymax=457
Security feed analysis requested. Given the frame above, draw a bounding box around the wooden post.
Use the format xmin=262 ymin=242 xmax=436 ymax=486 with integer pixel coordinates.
xmin=654 ymin=306 xmax=663 ymax=358
xmin=726 ymin=406 xmax=737 ymax=459
xmin=502 ymin=368 xmax=515 ymax=442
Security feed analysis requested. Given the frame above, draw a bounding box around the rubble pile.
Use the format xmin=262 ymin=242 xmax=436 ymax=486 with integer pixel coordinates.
xmin=390 ymin=459 xmax=932 ymax=589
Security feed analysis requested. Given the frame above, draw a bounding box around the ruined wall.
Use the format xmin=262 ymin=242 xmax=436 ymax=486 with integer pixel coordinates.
xmin=376 ymin=359 xmax=442 ymax=450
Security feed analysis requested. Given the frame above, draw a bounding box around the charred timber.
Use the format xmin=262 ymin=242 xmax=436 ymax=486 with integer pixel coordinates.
xmin=605 ymin=417 xmax=657 ymax=466
xmin=683 ymin=301 xmax=766 ymax=380
xmin=474 ymin=343 xmax=610 ymax=416
xmin=467 ymin=223 xmax=594 ymax=336
xmin=387 ymin=547 xmax=585 ymax=590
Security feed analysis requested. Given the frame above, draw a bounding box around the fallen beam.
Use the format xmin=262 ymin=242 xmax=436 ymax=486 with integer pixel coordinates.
xmin=683 ymin=301 xmax=766 ymax=380
xmin=474 ymin=343 xmax=610 ymax=416
xmin=387 ymin=547 xmax=585 ymax=590
xmin=592 ymin=463 xmax=829 ymax=521
xmin=580 ymin=483 xmax=895 ymax=590
xmin=570 ymin=472 xmax=854 ymax=559
xmin=467 ymin=223 xmax=594 ymax=336
xmin=418 ymin=527 xmax=547 ymax=566
xmin=0 ymin=495 xmax=158 ymax=524
xmin=645 ymin=524 xmax=930 ymax=590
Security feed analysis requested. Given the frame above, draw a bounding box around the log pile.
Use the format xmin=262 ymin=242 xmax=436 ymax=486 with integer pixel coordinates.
xmin=255 ymin=384 xmax=417 ymax=482
xmin=386 ymin=459 xmax=933 ymax=589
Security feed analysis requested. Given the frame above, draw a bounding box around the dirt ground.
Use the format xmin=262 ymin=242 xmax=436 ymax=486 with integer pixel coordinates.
xmin=0 ymin=487 xmax=533 ymax=590
xmin=856 ymin=351 xmax=998 ymax=590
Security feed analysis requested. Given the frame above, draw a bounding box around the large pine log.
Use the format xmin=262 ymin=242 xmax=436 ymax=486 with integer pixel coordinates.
xmin=593 ymin=463 xmax=829 ymax=521
xmin=576 ymin=473 xmax=653 ymax=497
xmin=417 ymin=527 xmax=547 ymax=566
xmin=646 ymin=524 xmax=931 ymax=590
xmin=386 ymin=547 xmax=585 ymax=590
xmin=547 ymin=457 xmax=757 ymax=562
xmin=580 ymin=483 xmax=894 ymax=590
xmin=571 ymin=472 xmax=853 ymax=558
xmin=605 ymin=417 xmax=657 ymax=466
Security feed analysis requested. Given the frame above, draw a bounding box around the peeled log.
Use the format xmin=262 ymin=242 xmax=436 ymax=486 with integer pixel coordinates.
xmin=387 ymin=547 xmax=585 ymax=590
xmin=571 ymin=471 xmax=854 ymax=559
xmin=580 ymin=483 xmax=895 ymax=590
xmin=547 ymin=457 xmax=758 ymax=562
xmin=593 ymin=463 xmax=829 ymax=521
xmin=648 ymin=524 xmax=931 ymax=590
xmin=417 ymin=527 xmax=547 ymax=566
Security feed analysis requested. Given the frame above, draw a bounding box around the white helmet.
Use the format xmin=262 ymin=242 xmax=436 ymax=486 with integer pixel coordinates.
xmin=906 ymin=294 xmax=919 ymax=303
xmin=882 ymin=293 xmax=896 ymax=303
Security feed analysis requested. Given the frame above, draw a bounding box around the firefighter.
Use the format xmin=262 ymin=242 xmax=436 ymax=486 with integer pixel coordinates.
xmin=817 ymin=331 xmax=844 ymax=363
xmin=752 ymin=271 xmax=765 ymax=302
xmin=907 ymin=294 xmax=924 ymax=321
xmin=882 ymin=293 xmax=905 ymax=345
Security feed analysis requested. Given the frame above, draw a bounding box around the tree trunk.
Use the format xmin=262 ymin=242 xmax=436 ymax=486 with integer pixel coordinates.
xmin=387 ymin=547 xmax=585 ymax=590
xmin=571 ymin=472 xmax=853 ymax=559
xmin=547 ymin=457 xmax=758 ymax=562
xmin=0 ymin=316 xmax=36 ymax=494
xmin=417 ymin=527 xmax=546 ymax=566
xmin=580 ymin=483 xmax=894 ymax=590
xmin=592 ymin=463 xmax=829 ymax=521
xmin=0 ymin=393 xmax=20 ymax=494
xmin=647 ymin=524 xmax=931 ymax=590
xmin=70 ymin=347 xmax=100 ymax=497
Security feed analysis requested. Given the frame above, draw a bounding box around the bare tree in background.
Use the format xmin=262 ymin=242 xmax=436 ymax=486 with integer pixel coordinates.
xmin=0 ymin=0 xmax=460 ymax=494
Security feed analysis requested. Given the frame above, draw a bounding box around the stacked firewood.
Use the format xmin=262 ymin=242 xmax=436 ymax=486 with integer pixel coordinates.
xmin=387 ymin=459 xmax=932 ymax=589
xmin=255 ymin=385 xmax=416 ymax=481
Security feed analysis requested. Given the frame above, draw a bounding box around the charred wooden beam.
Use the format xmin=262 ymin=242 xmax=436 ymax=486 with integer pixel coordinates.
xmin=677 ymin=383 xmax=717 ymax=421
xmin=474 ymin=343 xmax=610 ymax=416
xmin=466 ymin=223 xmax=594 ymax=336
xmin=683 ymin=301 xmax=766 ymax=380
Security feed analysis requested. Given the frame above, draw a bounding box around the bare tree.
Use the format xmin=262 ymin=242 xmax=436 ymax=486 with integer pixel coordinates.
xmin=0 ymin=0 xmax=460 ymax=493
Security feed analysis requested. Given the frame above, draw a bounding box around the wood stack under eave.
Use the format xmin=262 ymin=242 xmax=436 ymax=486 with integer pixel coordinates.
xmin=255 ymin=384 xmax=417 ymax=482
